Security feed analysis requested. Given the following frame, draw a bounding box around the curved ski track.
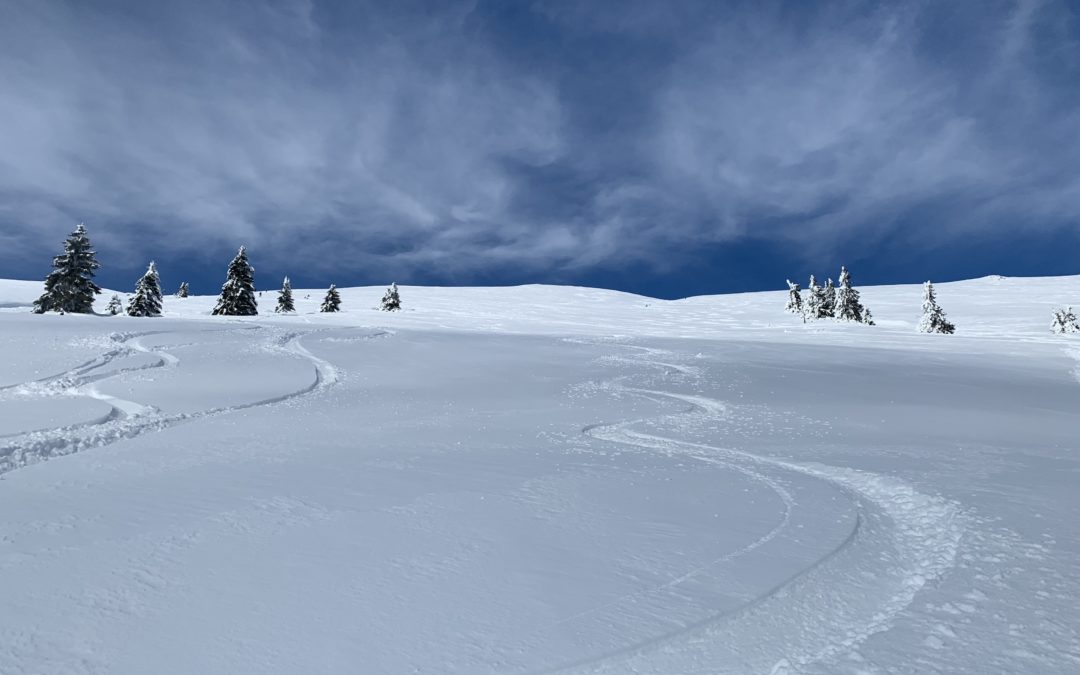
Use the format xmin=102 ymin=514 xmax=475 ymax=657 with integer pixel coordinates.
xmin=547 ymin=342 xmax=965 ymax=674
xmin=0 ymin=326 xmax=342 ymax=476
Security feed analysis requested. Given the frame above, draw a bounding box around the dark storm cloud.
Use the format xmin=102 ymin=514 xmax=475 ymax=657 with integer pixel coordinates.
xmin=0 ymin=0 xmax=1076 ymax=283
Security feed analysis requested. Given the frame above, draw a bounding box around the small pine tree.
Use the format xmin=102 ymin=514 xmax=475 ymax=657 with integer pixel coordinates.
xmin=106 ymin=294 xmax=123 ymax=316
xmin=212 ymin=246 xmax=258 ymax=316
xmin=1051 ymin=307 xmax=1080 ymax=334
xmin=835 ymin=266 xmax=872 ymax=324
xmin=176 ymin=282 xmax=189 ymax=298
xmin=275 ymin=276 xmax=295 ymax=313
xmin=785 ymin=280 xmax=803 ymax=316
xmin=127 ymin=261 xmax=163 ymax=317
xmin=805 ymin=275 xmax=824 ymax=319
xmin=33 ymin=223 xmax=102 ymax=314
xmin=320 ymin=284 xmax=341 ymax=312
xmin=821 ymin=278 xmax=837 ymax=318
xmin=380 ymin=283 xmax=401 ymax=311
xmin=918 ymin=281 xmax=954 ymax=334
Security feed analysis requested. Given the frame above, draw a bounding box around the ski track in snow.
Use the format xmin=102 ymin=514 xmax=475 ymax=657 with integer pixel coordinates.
xmin=0 ymin=310 xmax=1074 ymax=672
xmin=540 ymin=420 xmax=796 ymax=635
xmin=0 ymin=326 xmax=345 ymax=477
xmin=547 ymin=341 xmax=966 ymax=674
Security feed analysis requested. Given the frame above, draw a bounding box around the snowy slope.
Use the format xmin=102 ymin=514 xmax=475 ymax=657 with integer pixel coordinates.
xmin=0 ymin=275 xmax=1078 ymax=674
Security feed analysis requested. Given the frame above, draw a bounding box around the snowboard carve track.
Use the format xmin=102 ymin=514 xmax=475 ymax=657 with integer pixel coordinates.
xmin=0 ymin=327 xmax=343 ymax=477
xmin=547 ymin=341 xmax=964 ymax=674
xmin=535 ymin=425 xmax=796 ymax=637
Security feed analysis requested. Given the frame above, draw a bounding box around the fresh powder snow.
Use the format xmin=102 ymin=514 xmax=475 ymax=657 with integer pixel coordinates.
xmin=1 ymin=276 xmax=1078 ymax=673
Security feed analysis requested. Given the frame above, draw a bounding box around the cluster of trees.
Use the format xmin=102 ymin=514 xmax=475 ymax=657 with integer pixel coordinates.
xmin=786 ymin=270 xmax=958 ymax=333
xmin=785 ymin=266 xmax=875 ymax=326
xmin=32 ymin=224 xmax=403 ymax=317
xmin=212 ymin=247 xmax=402 ymax=315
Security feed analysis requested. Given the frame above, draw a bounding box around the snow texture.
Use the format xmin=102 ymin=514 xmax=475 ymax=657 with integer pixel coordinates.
xmin=1 ymin=275 xmax=1078 ymax=674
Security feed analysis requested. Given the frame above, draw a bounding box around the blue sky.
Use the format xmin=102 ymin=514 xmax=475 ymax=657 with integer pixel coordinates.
xmin=1 ymin=0 xmax=1077 ymax=298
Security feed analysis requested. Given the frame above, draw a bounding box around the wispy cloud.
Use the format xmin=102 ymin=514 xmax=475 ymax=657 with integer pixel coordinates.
xmin=0 ymin=0 xmax=1076 ymax=282
xmin=651 ymin=1 xmax=1080 ymax=252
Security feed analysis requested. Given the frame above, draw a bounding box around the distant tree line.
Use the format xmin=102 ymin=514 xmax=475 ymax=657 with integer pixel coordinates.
xmin=25 ymin=223 xmax=1078 ymax=332
xmin=31 ymin=224 xmax=403 ymax=318
xmin=785 ymin=267 xmax=1078 ymax=335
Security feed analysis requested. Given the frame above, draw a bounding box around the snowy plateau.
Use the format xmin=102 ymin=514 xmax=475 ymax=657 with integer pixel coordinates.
xmin=0 ymin=275 xmax=1078 ymax=675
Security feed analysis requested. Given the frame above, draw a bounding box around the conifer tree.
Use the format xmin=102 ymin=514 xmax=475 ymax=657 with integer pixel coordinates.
xmin=821 ymin=278 xmax=836 ymax=318
xmin=805 ymin=275 xmax=825 ymax=319
xmin=127 ymin=261 xmax=163 ymax=317
xmin=32 ymin=223 xmax=102 ymax=314
xmin=835 ymin=266 xmax=872 ymax=324
xmin=785 ymin=280 xmax=803 ymax=315
xmin=918 ymin=281 xmax=954 ymax=334
xmin=176 ymin=282 xmax=189 ymax=298
xmin=320 ymin=284 xmax=341 ymax=312
xmin=1051 ymin=307 xmax=1080 ymax=334
xmin=106 ymin=294 xmax=123 ymax=316
xmin=212 ymin=246 xmax=258 ymax=316
xmin=380 ymin=282 xmax=402 ymax=311
xmin=276 ymin=276 xmax=295 ymax=313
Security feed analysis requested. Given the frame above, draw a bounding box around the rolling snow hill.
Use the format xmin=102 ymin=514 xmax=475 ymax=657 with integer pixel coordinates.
xmin=1 ymin=275 xmax=1078 ymax=673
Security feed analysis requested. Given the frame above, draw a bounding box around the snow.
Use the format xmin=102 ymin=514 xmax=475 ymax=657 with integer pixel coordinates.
xmin=1 ymin=275 xmax=1079 ymax=673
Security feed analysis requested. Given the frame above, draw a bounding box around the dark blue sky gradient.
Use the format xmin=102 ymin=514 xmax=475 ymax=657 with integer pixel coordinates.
xmin=1 ymin=0 xmax=1077 ymax=299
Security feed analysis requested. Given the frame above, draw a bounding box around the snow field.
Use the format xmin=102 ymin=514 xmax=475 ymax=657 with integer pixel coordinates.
xmin=0 ymin=275 xmax=1078 ymax=673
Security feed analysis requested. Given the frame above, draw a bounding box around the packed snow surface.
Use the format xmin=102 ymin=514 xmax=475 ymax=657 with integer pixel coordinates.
xmin=1 ymin=276 xmax=1078 ymax=673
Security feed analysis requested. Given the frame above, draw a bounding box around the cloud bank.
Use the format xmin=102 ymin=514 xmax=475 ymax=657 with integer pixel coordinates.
xmin=0 ymin=0 xmax=1076 ymax=284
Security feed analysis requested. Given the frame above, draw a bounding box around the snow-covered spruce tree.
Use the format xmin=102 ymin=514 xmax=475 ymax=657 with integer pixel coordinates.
xmin=918 ymin=281 xmax=954 ymax=334
xmin=127 ymin=261 xmax=163 ymax=317
xmin=212 ymin=246 xmax=258 ymax=316
xmin=320 ymin=284 xmax=341 ymax=313
xmin=785 ymin=280 xmax=803 ymax=315
xmin=176 ymin=282 xmax=189 ymax=298
xmin=32 ymin=223 xmax=102 ymax=314
xmin=106 ymin=294 xmax=123 ymax=316
xmin=275 ymin=276 xmax=295 ymax=313
xmin=1051 ymin=307 xmax=1080 ymax=334
xmin=805 ymin=275 xmax=824 ymax=319
xmin=821 ymin=278 xmax=836 ymax=319
xmin=380 ymin=282 xmax=401 ymax=311
xmin=834 ymin=266 xmax=873 ymax=324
